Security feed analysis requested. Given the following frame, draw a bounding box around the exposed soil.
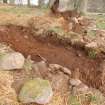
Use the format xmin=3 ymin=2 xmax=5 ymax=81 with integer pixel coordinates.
xmin=0 ymin=25 xmax=104 ymax=91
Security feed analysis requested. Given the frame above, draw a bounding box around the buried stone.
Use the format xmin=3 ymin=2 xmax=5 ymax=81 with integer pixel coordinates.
xmin=19 ymin=78 xmax=53 ymax=104
xmin=0 ymin=52 xmax=25 ymax=70
xmin=69 ymin=79 xmax=89 ymax=94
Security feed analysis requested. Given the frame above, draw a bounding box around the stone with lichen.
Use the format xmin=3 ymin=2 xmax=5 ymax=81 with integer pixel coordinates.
xmin=19 ymin=78 xmax=53 ymax=104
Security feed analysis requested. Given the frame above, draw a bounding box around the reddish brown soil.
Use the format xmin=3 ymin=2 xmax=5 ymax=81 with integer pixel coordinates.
xmin=0 ymin=25 xmax=104 ymax=89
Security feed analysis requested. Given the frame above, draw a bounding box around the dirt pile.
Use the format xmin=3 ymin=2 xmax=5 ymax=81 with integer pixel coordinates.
xmin=29 ymin=15 xmax=105 ymax=58
xmin=0 ymin=42 xmax=104 ymax=105
xmin=0 ymin=25 xmax=104 ymax=90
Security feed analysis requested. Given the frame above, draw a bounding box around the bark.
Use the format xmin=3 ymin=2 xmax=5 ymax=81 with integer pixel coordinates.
xmin=3 ymin=0 xmax=7 ymax=3
xmin=51 ymin=0 xmax=88 ymax=15
xmin=75 ymin=0 xmax=88 ymax=14
xmin=27 ymin=0 xmax=31 ymax=7
xmin=51 ymin=0 xmax=59 ymax=13
xmin=38 ymin=0 xmax=45 ymax=7
xmin=9 ymin=0 xmax=15 ymax=4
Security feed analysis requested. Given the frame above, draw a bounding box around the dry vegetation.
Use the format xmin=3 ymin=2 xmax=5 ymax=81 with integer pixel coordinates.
xmin=0 ymin=5 xmax=49 ymax=26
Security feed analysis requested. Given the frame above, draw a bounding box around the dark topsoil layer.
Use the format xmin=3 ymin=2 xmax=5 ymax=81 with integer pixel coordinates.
xmin=0 ymin=25 xmax=104 ymax=91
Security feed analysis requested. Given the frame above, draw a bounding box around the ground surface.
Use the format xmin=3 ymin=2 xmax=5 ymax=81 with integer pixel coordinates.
xmin=0 ymin=25 xmax=103 ymax=89
xmin=0 ymin=5 xmax=49 ymax=26
xmin=0 ymin=4 xmax=105 ymax=105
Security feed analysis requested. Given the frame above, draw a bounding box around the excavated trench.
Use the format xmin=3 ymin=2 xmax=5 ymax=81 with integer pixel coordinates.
xmin=0 ymin=25 xmax=104 ymax=92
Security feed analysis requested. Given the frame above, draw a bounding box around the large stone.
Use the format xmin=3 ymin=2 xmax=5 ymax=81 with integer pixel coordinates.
xmin=33 ymin=61 xmax=49 ymax=77
xmin=0 ymin=52 xmax=25 ymax=70
xmin=19 ymin=78 xmax=53 ymax=104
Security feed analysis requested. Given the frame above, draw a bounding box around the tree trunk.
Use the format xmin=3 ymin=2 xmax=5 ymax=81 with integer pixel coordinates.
xmin=48 ymin=0 xmax=56 ymax=8
xmin=75 ymin=0 xmax=88 ymax=14
xmin=9 ymin=0 xmax=15 ymax=4
xmin=51 ymin=0 xmax=59 ymax=13
xmin=3 ymin=0 xmax=7 ymax=3
xmin=103 ymin=0 xmax=105 ymax=10
xmin=38 ymin=0 xmax=45 ymax=7
xmin=27 ymin=0 xmax=31 ymax=7
xmin=51 ymin=0 xmax=88 ymax=15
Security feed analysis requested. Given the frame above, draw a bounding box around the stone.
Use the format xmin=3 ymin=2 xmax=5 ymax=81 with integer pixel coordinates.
xmin=70 ymin=79 xmax=89 ymax=94
xmin=51 ymin=72 xmax=69 ymax=91
xmin=34 ymin=61 xmax=49 ymax=77
xmin=24 ymin=35 xmax=28 ymax=39
xmin=68 ymin=22 xmax=73 ymax=30
xmin=76 ymin=83 xmax=89 ymax=93
xmin=71 ymin=17 xmax=79 ymax=24
xmin=0 ymin=43 xmax=13 ymax=54
xmin=49 ymin=64 xmax=71 ymax=76
xmin=69 ymin=79 xmax=81 ymax=86
xmin=0 ymin=52 xmax=25 ymax=70
xmin=85 ymin=42 xmax=98 ymax=49
xmin=19 ymin=78 xmax=53 ymax=104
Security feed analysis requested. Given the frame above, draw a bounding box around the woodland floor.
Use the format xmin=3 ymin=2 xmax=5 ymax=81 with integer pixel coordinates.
xmin=0 ymin=25 xmax=104 ymax=89
xmin=0 ymin=4 xmax=105 ymax=105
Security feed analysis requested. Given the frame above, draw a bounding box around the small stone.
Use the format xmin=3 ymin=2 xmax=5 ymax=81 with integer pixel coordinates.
xmin=71 ymin=17 xmax=79 ymax=24
xmin=49 ymin=64 xmax=71 ymax=76
xmin=51 ymin=72 xmax=69 ymax=91
xmin=69 ymin=79 xmax=81 ymax=86
xmin=70 ymin=79 xmax=89 ymax=94
xmin=68 ymin=22 xmax=73 ymax=30
xmin=62 ymin=67 xmax=71 ymax=76
xmin=85 ymin=42 xmax=98 ymax=49
xmin=19 ymin=78 xmax=53 ymax=104
xmin=76 ymin=51 xmax=82 ymax=57
xmin=24 ymin=35 xmax=28 ymax=39
xmin=76 ymin=83 xmax=89 ymax=93
xmin=34 ymin=61 xmax=49 ymax=77
xmin=0 ymin=52 xmax=25 ymax=70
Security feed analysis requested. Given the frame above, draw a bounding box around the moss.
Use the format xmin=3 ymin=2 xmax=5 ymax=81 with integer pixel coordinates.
xmin=87 ymin=30 xmax=96 ymax=38
xmin=19 ymin=78 xmax=51 ymax=102
xmin=90 ymin=89 xmax=105 ymax=105
xmin=68 ymin=91 xmax=104 ymax=105
xmin=68 ymin=95 xmax=81 ymax=105
xmin=96 ymin=22 xmax=105 ymax=30
xmin=0 ymin=53 xmax=6 ymax=59
xmin=48 ymin=26 xmax=65 ymax=35
xmin=23 ymin=57 xmax=33 ymax=71
xmin=88 ymin=50 xmax=97 ymax=59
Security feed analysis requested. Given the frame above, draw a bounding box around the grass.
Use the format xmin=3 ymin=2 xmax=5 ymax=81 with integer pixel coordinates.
xmin=96 ymin=22 xmax=105 ymax=29
xmin=88 ymin=50 xmax=97 ymax=59
xmin=0 ymin=5 xmax=50 ymax=26
xmin=48 ymin=26 xmax=65 ymax=35
xmin=0 ymin=5 xmax=105 ymax=30
xmin=87 ymin=30 xmax=96 ymax=38
xmin=68 ymin=91 xmax=105 ymax=105
xmin=88 ymin=14 xmax=105 ymax=30
xmin=0 ymin=5 xmax=49 ymax=15
xmin=23 ymin=56 xmax=33 ymax=76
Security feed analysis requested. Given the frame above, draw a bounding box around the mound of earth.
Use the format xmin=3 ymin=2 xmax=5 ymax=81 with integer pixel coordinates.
xmin=29 ymin=15 xmax=105 ymax=57
xmin=0 ymin=42 xmax=104 ymax=105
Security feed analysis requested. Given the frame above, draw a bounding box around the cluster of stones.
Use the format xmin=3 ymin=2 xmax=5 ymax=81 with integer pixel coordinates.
xmin=0 ymin=43 xmax=102 ymax=105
